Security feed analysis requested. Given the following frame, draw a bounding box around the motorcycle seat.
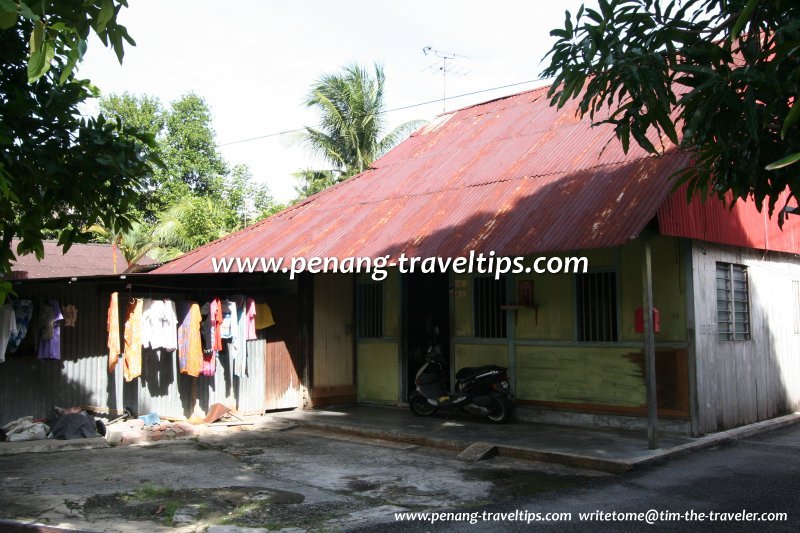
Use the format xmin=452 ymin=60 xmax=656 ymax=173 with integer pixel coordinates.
xmin=456 ymin=365 xmax=505 ymax=383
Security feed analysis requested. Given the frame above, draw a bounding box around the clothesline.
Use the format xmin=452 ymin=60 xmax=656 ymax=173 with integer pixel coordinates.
xmin=107 ymin=293 xmax=275 ymax=384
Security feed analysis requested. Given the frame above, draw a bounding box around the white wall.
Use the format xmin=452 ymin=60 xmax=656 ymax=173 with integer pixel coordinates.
xmin=691 ymin=241 xmax=800 ymax=434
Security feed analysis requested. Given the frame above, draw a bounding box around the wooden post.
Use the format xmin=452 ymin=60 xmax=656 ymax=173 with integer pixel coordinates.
xmin=642 ymin=237 xmax=658 ymax=449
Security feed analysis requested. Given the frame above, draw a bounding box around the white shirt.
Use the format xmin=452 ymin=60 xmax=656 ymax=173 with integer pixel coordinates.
xmin=142 ymin=299 xmax=178 ymax=351
xmin=0 ymin=303 xmax=19 ymax=363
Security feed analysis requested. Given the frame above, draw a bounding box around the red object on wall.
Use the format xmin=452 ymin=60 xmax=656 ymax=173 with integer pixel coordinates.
xmin=518 ymin=280 xmax=534 ymax=305
xmin=635 ymin=307 xmax=660 ymax=333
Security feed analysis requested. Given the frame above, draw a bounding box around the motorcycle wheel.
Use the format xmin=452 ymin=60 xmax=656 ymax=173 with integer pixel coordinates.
xmin=486 ymin=396 xmax=514 ymax=423
xmin=409 ymin=394 xmax=438 ymax=417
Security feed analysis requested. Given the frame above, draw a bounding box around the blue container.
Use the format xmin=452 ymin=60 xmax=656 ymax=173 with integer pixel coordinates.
xmin=138 ymin=412 xmax=160 ymax=426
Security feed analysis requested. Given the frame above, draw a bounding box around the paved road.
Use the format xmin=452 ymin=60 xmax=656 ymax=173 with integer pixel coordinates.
xmin=3 ymin=422 xmax=799 ymax=531
xmin=0 ymin=424 xmax=601 ymax=532
xmin=367 ymin=424 xmax=800 ymax=532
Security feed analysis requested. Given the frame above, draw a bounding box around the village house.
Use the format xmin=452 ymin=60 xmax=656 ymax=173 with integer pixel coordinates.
xmin=153 ymin=86 xmax=800 ymax=437
xmin=3 ymin=87 xmax=800 ymax=438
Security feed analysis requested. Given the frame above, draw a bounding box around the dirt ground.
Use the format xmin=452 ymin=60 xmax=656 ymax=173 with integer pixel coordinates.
xmin=0 ymin=424 xmax=606 ymax=532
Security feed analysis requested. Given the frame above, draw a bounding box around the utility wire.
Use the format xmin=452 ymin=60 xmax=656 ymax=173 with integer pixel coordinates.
xmin=218 ymin=77 xmax=553 ymax=147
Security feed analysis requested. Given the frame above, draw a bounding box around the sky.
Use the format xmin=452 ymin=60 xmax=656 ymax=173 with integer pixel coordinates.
xmin=79 ymin=0 xmax=596 ymax=204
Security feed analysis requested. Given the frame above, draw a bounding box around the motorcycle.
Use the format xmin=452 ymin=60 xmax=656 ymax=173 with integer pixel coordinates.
xmin=408 ymin=343 xmax=514 ymax=423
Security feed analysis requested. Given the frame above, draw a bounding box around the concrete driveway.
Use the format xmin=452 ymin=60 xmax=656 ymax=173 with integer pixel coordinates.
xmin=0 ymin=420 xmax=604 ymax=532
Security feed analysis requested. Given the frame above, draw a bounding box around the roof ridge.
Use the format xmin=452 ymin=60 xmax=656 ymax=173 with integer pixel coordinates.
xmin=437 ymin=84 xmax=551 ymax=116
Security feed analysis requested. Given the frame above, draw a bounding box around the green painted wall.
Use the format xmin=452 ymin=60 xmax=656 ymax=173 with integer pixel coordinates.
xmin=454 ymin=344 xmax=509 ymax=369
xmin=510 ymin=237 xmax=685 ymax=342
xmin=454 ymin=272 xmax=472 ymax=337
xmin=619 ymin=236 xmax=686 ymax=341
xmin=516 ymin=345 xmax=645 ymax=406
xmin=355 ymin=237 xmax=687 ymax=409
xmin=357 ymin=342 xmax=399 ymax=402
xmin=514 ymin=268 xmax=573 ymax=340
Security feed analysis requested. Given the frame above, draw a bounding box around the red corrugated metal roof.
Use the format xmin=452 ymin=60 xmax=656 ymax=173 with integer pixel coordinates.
xmin=658 ymin=186 xmax=800 ymax=254
xmin=154 ymin=85 xmax=781 ymax=276
xmin=7 ymin=240 xmax=158 ymax=280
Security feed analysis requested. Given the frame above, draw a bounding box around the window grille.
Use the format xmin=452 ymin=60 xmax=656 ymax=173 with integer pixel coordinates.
xmin=473 ymin=276 xmax=506 ymax=338
xmin=357 ymin=282 xmax=383 ymax=338
xmin=576 ymin=271 xmax=618 ymax=342
xmin=716 ymin=262 xmax=750 ymax=341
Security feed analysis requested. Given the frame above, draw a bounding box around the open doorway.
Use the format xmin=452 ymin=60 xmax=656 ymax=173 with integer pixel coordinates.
xmin=404 ymin=272 xmax=450 ymax=399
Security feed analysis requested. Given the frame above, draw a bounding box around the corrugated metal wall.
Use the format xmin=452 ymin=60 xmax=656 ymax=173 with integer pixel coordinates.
xmin=0 ymin=277 xmax=290 ymax=423
xmin=0 ymin=280 xmax=121 ymax=422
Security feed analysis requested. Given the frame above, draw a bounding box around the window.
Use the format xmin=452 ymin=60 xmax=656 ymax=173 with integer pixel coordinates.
xmin=716 ymin=262 xmax=750 ymax=341
xmin=357 ymin=282 xmax=384 ymax=338
xmin=473 ymin=276 xmax=506 ymax=338
xmin=576 ymin=271 xmax=618 ymax=342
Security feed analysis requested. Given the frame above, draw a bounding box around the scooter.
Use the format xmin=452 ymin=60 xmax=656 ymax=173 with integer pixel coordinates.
xmin=408 ymin=344 xmax=514 ymax=423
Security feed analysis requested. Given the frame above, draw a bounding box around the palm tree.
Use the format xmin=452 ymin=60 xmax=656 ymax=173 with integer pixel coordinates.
xmin=302 ymin=63 xmax=425 ymax=181
xmin=88 ymin=219 xmax=156 ymax=271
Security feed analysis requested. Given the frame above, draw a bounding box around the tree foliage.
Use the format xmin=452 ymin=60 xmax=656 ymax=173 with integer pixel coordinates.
xmin=293 ymin=169 xmax=339 ymax=199
xmin=0 ymin=0 xmax=154 ymax=301
xmin=542 ymin=0 xmax=800 ymax=219
xmin=300 ymin=63 xmax=425 ymax=194
xmin=97 ymin=93 xmax=278 ymax=258
xmin=100 ymin=92 xmax=230 ymax=221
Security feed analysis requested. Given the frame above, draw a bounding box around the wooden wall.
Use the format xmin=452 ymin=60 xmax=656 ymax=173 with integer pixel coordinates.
xmin=311 ymin=274 xmax=355 ymax=404
xmin=691 ymin=242 xmax=800 ymax=434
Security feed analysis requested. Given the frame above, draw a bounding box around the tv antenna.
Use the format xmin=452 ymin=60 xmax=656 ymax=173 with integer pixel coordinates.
xmin=422 ymin=46 xmax=470 ymax=113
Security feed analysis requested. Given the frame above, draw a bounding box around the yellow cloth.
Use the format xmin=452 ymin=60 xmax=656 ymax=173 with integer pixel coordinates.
xmin=186 ymin=303 xmax=203 ymax=377
xmin=254 ymin=302 xmax=275 ymax=329
xmin=107 ymin=292 xmax=120 ymax=373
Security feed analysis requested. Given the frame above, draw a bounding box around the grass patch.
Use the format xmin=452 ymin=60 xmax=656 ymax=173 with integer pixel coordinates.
xmin=162 ymin=499 xmax=182 ymax=521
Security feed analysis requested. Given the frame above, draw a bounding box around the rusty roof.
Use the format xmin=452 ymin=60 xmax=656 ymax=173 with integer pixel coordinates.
xmin=658 ymin=187 xmax=800 ymax=254
xmin=155 ymin=85 xmax=787 ymax=275
xmin=7 ymin=240 xmax=158 ymax=280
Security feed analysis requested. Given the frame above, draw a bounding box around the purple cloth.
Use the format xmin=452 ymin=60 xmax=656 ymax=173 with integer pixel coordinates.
xmin=176 ymin=301 xmax=192 ymax=373
xmin=37 ymin=299 xmax=63 ymax=360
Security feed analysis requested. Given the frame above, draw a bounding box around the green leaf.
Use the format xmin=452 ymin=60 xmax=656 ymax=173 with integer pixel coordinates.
xmin=59 ymin=47 xmax=82 ymax=84
xmin=0 ymin=0 xmax=16 ymax=11
xmin=16 ymin=1 xmax=37 ymax=20
xmin=766 ymin=152 xmax=800 ymax=171
xmin=27 ymin=38 xmax=54 ymax=83
xmin=0 ymin=9 xmax=15 ymax=29
xmin=731 ymin=0 xmax=758 ymax=41
xmin=96 ymin=0 xmax=114 ymax=33
xmin=781 ymin=98 xmax=800 ymax=141
xmin=29 ymin=19 xmax=44 ymax=54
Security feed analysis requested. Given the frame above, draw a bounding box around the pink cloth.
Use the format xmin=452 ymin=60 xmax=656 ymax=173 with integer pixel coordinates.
xmin=246 ymin=298 xmax=257 ymax=340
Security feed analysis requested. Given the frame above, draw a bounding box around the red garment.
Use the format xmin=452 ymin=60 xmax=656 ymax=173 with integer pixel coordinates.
xmin=107 ymin=292 xmax=120 ymax=373
xmin=212 ymin=297 xmax=223 ymax=351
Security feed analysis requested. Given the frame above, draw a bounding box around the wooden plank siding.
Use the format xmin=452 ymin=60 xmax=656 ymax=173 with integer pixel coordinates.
xmin=690 ymin=241 xmax=800 ymax=434
xmin=311 ymin=274 xmax=355 ymax=404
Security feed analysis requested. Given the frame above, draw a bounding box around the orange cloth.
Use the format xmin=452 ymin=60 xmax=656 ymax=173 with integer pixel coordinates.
xmin=107 ymin=292 xmax=120 ymax=373
xmin=213 ymin=297 xmax=223 ymax=351
xmin=123 ymin=298 xmax=143 ymax=382
xmin=178 ymin=302 xmax=203 ymax=377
